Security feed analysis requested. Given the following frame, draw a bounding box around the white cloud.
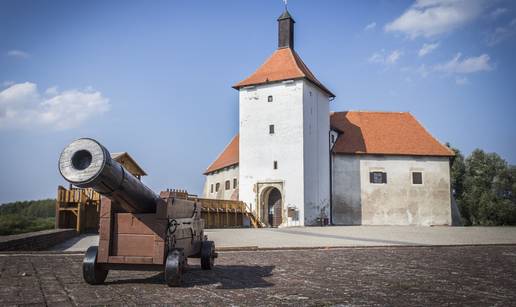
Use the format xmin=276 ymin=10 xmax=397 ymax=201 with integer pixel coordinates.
xmin=385 ymin=0 xmax=487 ymax=38
xmin=2 ymin=81 xmax=15 ymax=87
xmin=386 ymin=50 xmax=402 ymax=64
xmin=486 ymin=18 xmax=516 ymax=46
xmin=6 ymin=50 xmax=30 ymax=59
xmin=455 ymin=76 xmax=469 ymax=85
xmin=364 ymin=22 xmax=377 ymax=31
xmin=368 ymin=52 xmax=384 ymax=64
xmin=434 ymin=53 xmax=492 ymax=74
xmin=489 ymin=7 xmax=508 ymax=19
xmin=401 ymin=64 xmax=430 ymax=78
xmin=0 ymin=82 xmax=110 ymax=130
xmin=418 ymin=42 xmax=440 ymax=56
xmin=368 ymin=49 xmax=403 ymax=65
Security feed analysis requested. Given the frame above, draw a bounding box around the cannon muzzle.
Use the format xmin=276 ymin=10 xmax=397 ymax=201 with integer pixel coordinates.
xmin=58 ymin=138 xmax=158 ymax=213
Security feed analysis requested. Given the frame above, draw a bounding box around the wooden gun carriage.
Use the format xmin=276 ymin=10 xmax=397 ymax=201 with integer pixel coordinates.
xmin=59 ymin=138 xmax=216 ymax=286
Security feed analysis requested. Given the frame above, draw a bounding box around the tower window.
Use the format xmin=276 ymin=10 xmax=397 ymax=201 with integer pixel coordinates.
xmin=233 ymin=178 xmax=237 ymax=189
xmin=210 ymin=184 xmax=214 ymax=193
xmin=268 ymin=95 xmax=273 ymax=102
xmin=273 ymin=161 xmax=278 ymax=169
xmin=225 ymin=180 xmax=230 ymax=190
xmin=269 ymin=124 xmax=275 ymax=134
xmin=412 ymin=172 xmax=423 ymax=185
xmin=370 ymin=171 xmax=387 ymax=184
xmin=215 ymin=183 xmax=220 ymax=192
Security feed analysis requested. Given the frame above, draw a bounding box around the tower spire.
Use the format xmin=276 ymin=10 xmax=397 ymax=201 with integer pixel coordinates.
xmin=277 ymin=8 xmax=295 ymax=49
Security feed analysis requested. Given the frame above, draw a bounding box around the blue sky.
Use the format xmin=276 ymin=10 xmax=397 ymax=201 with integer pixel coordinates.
xmin=1 ymin=0 xmax=515 ymax=203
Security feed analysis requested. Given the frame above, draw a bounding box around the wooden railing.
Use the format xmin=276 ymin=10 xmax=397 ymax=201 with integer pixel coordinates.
xmin=191 ymin=197 xmax=263 ymax=228
xmin=56 ymin=186 xmax=101 ymax=232
xmin=57 ymin=186 xmax=100 ymax=205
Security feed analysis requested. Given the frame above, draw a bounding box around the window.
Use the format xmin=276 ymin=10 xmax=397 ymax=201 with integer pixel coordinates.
xmin=331 ymin=134 xmax=335 ymax=143
xmin=269 ymin=124 xmax=275 ymax=134
xmin=233 ymin=178 xmax=238 ymax=189
xmin=370 ymin=171 xmax=387 ymax=184
xmin=412 ymin=172 xmax=423 ymax=185
xmin=210 ymin=184 xmax=213 ymax=193
xmin=273 ymin=161 xmax=278 ymax=169
xmin=215 ymin=183 xmax=220 ymax=192
xmin=225 ymin=180 xmax=230 ymax=190
xmin=268 ymin=95 xmax=273 ymax=102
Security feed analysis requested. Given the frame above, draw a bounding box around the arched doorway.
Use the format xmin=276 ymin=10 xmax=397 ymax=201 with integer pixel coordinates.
xmin=265 ymin=187 xmax=282 ymax=227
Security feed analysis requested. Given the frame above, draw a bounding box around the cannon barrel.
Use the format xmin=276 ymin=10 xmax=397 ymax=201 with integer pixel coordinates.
xmin=58 ymin=138 xmax=158 ymax=213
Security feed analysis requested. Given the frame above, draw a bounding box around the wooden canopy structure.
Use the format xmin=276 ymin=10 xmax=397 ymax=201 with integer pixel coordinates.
xmin=56 ymin=152 xmax=147 ymax=233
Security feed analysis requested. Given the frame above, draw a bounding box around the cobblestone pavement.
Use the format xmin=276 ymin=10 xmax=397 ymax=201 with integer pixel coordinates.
xmin=1 ymin=246 xmax=516 ymax=306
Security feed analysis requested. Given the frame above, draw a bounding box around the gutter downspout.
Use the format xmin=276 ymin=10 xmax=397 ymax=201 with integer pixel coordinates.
xmin=329 ymin=130 xmax=333 ymax=225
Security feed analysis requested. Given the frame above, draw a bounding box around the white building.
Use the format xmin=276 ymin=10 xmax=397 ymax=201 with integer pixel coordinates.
xmin=203 ymin=10 xmax=455 ymax=227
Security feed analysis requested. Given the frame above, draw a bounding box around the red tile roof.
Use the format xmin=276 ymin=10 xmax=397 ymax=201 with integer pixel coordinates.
xmin=233 ymin=48 xmax=335 ymax=98
xmin=331 ymin=111 xmax=454 ymax=157
xmin=204 ymin=134 xmax=239 ymax=175
xmin=204 ymin=112 xmax=453 ymax=174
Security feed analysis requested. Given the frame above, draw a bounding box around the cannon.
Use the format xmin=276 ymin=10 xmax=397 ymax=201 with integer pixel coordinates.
xmin=58 ymin=138 xmax=216 ymax=286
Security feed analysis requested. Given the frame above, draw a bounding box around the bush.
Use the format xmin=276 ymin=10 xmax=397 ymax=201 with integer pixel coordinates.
xmin=0 ymin=199 xmax=56 ymax=235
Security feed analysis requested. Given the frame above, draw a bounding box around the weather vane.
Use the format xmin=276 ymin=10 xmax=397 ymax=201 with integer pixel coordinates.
xmin=283 ymin=0 xmax=288 ymax=9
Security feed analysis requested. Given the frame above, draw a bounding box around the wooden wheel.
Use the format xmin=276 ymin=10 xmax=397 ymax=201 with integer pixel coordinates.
xmin=83 ymin=246 xmax=108 ymax=285
xmin=165 ymin=249 xmax=185 ymax=287
xmin=201 ymin=241 xmax=215 ymax=270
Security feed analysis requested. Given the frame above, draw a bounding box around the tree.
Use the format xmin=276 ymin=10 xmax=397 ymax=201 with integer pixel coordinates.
xmin=461 ymin=149 xmax=516 ymax=225
xmin=447 ymin=143 xmax=467 ymax=224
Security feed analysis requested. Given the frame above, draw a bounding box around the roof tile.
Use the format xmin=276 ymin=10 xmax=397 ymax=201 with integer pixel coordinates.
xmin=331 ymin=111 xmax=454 ymax=157
xmin=204 ymin=134 xmax=239 ymax=174
xmin=233 ymin=48 xmax=335 ymax=97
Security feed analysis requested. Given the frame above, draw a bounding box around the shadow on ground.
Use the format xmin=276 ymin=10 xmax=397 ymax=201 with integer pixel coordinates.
xmin=104 ymin=265 xmax=275 ymax=289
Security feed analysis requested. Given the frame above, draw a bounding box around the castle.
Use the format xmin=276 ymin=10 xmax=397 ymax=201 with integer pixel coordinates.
xmin=203 ymin=10 xmax=455 ymax=227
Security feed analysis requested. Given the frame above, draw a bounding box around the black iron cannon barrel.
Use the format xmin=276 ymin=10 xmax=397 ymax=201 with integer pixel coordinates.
xmin=58 ymin=138 xmax=158 ymax=213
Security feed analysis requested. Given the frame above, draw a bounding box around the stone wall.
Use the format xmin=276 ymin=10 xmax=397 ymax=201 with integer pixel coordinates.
xmin=332 ymin=155 xmax=452 ymax=226
xmin=0 ymin=229 xmax=77 ymax=251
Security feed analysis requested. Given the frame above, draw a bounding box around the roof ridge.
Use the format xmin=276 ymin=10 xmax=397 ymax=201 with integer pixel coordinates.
xmin=342 ymin=110 xmax=410 ymax=114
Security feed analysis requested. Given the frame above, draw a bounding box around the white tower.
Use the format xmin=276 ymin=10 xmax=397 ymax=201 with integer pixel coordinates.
xmin=233 ymin=10 xmax=335 ymax=226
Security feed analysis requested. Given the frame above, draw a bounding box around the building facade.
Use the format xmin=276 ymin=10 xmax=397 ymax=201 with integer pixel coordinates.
xmin=203 ymin=10 xmax=455 ymax=227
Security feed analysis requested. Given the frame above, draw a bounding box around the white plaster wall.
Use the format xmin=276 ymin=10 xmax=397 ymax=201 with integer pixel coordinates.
xmin=239 ymin=81 xmax=305 ymax=225
xmin=302 ymin=81 xmax=330 ymax=225
xmin=203 ymin=165 xmax=239 ymax=200
xmin=332 ymin=155 xmax=452 ymax=226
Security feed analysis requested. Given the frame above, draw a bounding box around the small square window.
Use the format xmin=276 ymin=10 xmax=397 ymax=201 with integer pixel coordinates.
xmin=225 ymin=180 xmax=230 ymax=190
xmin=233 ymin=178 xmax=237 ymax=189
xmin=210 ymin=184 xmax=213 ymax=193
xmin=215 ymin=183 xmax=220 ymax=192
xmin=269 ymin=124 xmax=275 ymax=134
xmin=273 ymin=161 xmax=278 ymax=169
xmin=370 ymin=171 xmax=387 ymax=184
xmin=268 ymin=95 xmax=273 ymax=102
xmin=412 ymin=172 xmax=423 ymax=185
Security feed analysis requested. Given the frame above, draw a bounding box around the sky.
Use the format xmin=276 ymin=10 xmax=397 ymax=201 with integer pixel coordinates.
xmin=1 ymin=0 xmax=515 ymax=204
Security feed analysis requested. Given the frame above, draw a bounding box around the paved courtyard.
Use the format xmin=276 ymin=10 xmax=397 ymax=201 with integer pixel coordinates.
xmin=52 ymin=226 xmax=516 ymax=252
xmin=1 ymin=245 xmax=515 ymax=306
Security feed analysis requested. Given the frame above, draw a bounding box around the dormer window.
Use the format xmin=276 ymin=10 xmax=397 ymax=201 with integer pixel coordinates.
xmin=268 ymin=95 xmax=273 ymax=102
xmin=269 ymin=124 xmax=275 ymax=134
